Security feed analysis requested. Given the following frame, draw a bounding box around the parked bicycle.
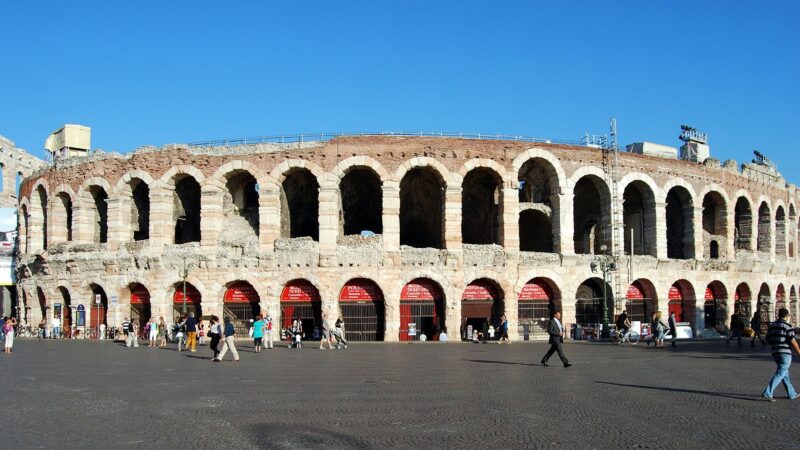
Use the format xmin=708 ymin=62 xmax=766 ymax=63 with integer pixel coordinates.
xmin=611 ymin=326 xmax=640 ymax=345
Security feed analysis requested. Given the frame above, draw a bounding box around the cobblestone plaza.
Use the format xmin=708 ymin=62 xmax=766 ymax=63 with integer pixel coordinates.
xmin=2 ymin=340 xmax=797 ymax=449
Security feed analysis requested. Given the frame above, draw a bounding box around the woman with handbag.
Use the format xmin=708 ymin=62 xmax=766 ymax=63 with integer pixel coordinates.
xmin=208 ymin=315 xmax=222 ymax=361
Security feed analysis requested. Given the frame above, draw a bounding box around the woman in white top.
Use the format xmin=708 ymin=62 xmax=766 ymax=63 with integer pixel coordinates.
xmin=4 ymin=317 xmax=15 ymax=353
xmin=148 ymin=318 xmax=158 ymax=347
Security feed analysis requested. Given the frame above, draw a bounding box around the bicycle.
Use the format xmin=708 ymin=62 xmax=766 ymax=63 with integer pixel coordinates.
xmin=611 ymin=327 xmax=640 ymax=345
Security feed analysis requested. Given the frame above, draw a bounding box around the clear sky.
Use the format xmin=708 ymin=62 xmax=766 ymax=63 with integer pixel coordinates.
xmin=1 ymin=1 xmax=798 ymax=180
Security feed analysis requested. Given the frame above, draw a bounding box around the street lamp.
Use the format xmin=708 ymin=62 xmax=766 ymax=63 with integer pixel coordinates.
xmin=590 ymin=244 xmax=617 ymax=339
xmin=177 ymin=256 xmax=207 ymax=316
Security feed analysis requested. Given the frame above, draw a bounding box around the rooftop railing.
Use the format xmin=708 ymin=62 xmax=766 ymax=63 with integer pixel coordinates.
xmin=186 ymin=131 xmax=588 ymax=148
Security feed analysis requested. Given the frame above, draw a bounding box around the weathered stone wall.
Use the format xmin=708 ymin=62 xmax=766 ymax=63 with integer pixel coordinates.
xmin=0 ymin=135 xmax=44 ymax=208
xmin=14 ymin=136 xmax=800 ymax=340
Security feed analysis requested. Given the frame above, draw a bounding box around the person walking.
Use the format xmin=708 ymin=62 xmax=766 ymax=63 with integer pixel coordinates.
xmin=762 ymin=308 xmax=800 ymax=401
xmin=148 ymin=318 xmax=158 ymax=347
xmin=540 ymin=311 xmax=571 ymax=368
xmin=176 ymin=318 xmax=186 ymax=351
xmin=216 ymin=317 xmax=239 ymax=362
xmin=185 ymin=312 xmax=198 ymax=352
xmin=750 ymin=311 xmax=766 ymax=347
xmin=253 ymin=314 xmax=264 ymax=353
xmin=320 ymin=312 xmax=333 ymax=350
xmin=129 ymin=320 xmax=139 ymax=348
xmin=727 ymin=311 xmax=744 ymax=346
xmin=654 ymin=311 xmax=668 ymax=349
xmin=52 ymin=315 xmax=61 ymax=339
xmin=668 ymin=312 xmax=678 ymax=348
xmin=264 ymin=313 xmax=274 ymax=349
xmin=158 ymin=316 xmax=167 ymax=348
xmin=207 ymin=315 xmax=222 ymax=361
xmin=498 ymin=314 xmax=510 ymax=344
xmin=121 ymin=317 xmax=132 ymax=347
xmin=4 ymin=317 xmax=16 ymax=354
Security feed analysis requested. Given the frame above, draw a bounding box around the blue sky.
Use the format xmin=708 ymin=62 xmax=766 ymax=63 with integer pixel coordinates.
xmin=1 ymin=1 xmax=798 ymax=180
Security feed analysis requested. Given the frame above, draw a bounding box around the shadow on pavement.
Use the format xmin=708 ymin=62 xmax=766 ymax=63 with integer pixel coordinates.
xmin=594 ymin=380 xmax=763 ymax=402
xmin=464 ymin=359 xmax=539 ymax=367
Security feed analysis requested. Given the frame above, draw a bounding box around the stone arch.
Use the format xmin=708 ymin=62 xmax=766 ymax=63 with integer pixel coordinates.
xmin=457 ymin=158 xmax=509 ymax=183
xmin=669 ymin=279 xmax=697 ymax=329
xmin=519 ymin=209 xmax=552 ymax=252
xmin=171 ymin=174 xmax=202 ymax=244
xmin=208 ymin=161 xmax=269 ymax=190
xmin=518 ymin=156 xmax=562 ymax=252
xmin=333 ymin=156 xmax=389 ymax=181
xmin=757 ymin=201 xmax=772 ymax=253
xmin=51 ymin=185 xmax=76 ymax=243
xmin=701 ymin=190 xmax=728 ymax=259
xmin=665 ymin=185 xmax=695 ymax=259
xmin=30 ymin=182 xmax=48 ymax=251
xmin=776 ymin=205 xmax=787 ymax=257
xmin=339 ymin=165 xmax=383 ymax=236
xmin=462 ymin=167 xmax=503 ymax=245
xmin=625 ymin=278 xmax=658 ymax=324
xmin=575 ymin=277 xmax=613 ymax=326
xmin=338 ymin=277 xmax=386 ymax=341
xmin=159 ymin=165 xmax=206 ymax=185
xmin=220 ymin=169 xmax=260 ymax=239
xmin=392 ymin=157 xmax=451 ymax=187
xmin=571 ymin=172 xmax=611 ymax=255
xmin=461 ymin=277 xmax=505 ymax=340
xmin=78 ymin=177 xmax=113 ymax=245
xmin=280 ymin=167 xmax=319 ymax=240
xmin=115 ymin=170 xmax=156 ymax=242
xmin=399 ymin=276 xmax=447 ymax=340
xmin=734 ymin=194 xmax=754 ymax=251
xmin=399 ymin=165 xmax=446 ymax=249
xmin=270 ymin=159 xmax=327 ymax=184
xmin=511 ymin=148 xmax=567 ymax=192
xmin=705 ymin=280 xmax=728 ymax=332
xmin=620 ymin=175 xmax=658 ymax=257
xmin=19 ymin=201 xmax=30 ymax=253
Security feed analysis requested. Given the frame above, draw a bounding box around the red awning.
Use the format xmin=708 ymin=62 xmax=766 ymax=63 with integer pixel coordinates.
xmin=224 ymin=282 xmax=260 ymax=303
xmin=400 ymin=279 xmax=442 ymax=301
xmin=518 ymin=280 xmax=552 ymax=301
xmin=173 ymin=284 xmax=201 ymax=305
xmin=461 ymin=280 xmax=498 ymax=301
xmin=130 ymin=285 xmax=150 ymax=305
xmin=280 ymin=280 xmax=320 ymax=302
xmin=340 ymin=279 xmax=383 ymax=302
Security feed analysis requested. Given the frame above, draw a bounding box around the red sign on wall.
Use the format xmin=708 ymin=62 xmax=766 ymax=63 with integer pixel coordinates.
xmin=280 ymin=280 xmax=320 ymax=302
xmin=130 ymin=284 xmax=150 ymax=305
xmin=519 ymin=280 xmax=552 ymax=301
xmin=224 ymin=281 xmax=260 ymax=303
xmin=626 ymin=283 xmax=645 ymax=300
xmin=401 ymin=279 xmax=442 ymax=301
xmin=462 ymin=281 xmax=498 ymax=301
xmin=668 ymin=285 xmax=682 ymax=301
xmin=173 ymin=284 xmax=201 ymax=305
xmin=340 ymin=279 xmax=384 ymax=302
xmin=704 ymin=287 xmax=714 ymax=301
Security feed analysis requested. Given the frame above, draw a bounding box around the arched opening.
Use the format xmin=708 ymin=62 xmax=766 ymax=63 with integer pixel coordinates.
xmin=666 ymin=187 xmax=694 ymax=259
xmin=88 ymin=186 xmax=108 ymax=244
xmin=757 ymin=202 xmax=771 ymax=253
xmin=340 ymin=168 xmax=382 ymax=236
xmin=130 ymin=179 xmax=150 ymax=241
xmin=775 ymin=284 xmax=787 ymax=321
xmin=702 ymin=192 xmax=727 ymax=259
xmin=20 ymin=204 xmax=29 ymax=254
xmin=573 ymin=176 xmax=610 ymax=255
xmin=789 ymin=206 xmax=797 ymax=258
xmin=281 ymin=169 xmax=319 ymax=241
xmin=173 ymin=282 xmax=202 ymax=321
xmin=223 ymin=281 xmax=260 ymax=336
xmin=705 ymin=281 xmax=727 ymax=333
xmin=518 ymin=158 xmax=559 ymax=252
xmin=223 ymin=171 xmax=259 ymax=239
xmin=757 ymin=283 xmax=772 ymax=334
xmin=37 ymin=287 xmax=46 ymax=321
xmin=669 ymin=281 xmax=696 ymax=328
xmin=734 ymin=197 xmax=753 ymax=251
xmin=89 ymin=283 xmax=109 ymax=330
xmin=775 ymin=206 xmax=786 ymax=257
xmin=400 ymin=167 xmax=445 ymax=249
xmin=461 ymin=278 xmax=504 ymax=341
xmin=339 ymin=278 xmax=385 ymax=341
xmin=462 ymin=168 xmax=502 ymax=245
xmin=575 ymin=278 xmax=613 ymax=333
xmin=174 ymin=175 xmax=201 ymax=244
xmin=280 ymin=280 xmax=322 ymax=340
xmin=399 ymin=278 xmax=445 ymax=341
xmin=518 ymin=277 xmax=561 ymax=338
xmin=54 ymin=192 xmax=73 ymax=242
xmin=57 ymin=286 xmax=72 ymax=335
xmin=129 ymin=283 xmax=151 ymax=327
xmin=623 ymin=181 xmax=657 ymax=257
xmin=790 ymin=286 xmax=797 ymax=323
xmin=36 ymin=185 xmax=48 ymax=250
xmin=710 ymin=241 xmax=720 ymax=259
xmin=519 ymin=209 xmax=553 ymax=252
xmin=734 ymin=283 xmax=753 ymax=319
xmin=625 ymin=279 xmax=657 ymax=326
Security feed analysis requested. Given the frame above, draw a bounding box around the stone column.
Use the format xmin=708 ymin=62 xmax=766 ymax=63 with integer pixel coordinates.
xmin=200 ymin=186 xmax=224 ymax=251
xmin=502 ymin=185 xmax=519 ymax=252
xmin=692 ymin=206 xmax=703 ymax=261
xmin=444 ymin=185 xmax=462 ymax=252
xmin=259 ymin=183 xmax=280 ymax=251
xmin=382 ymin=181 xmax=400 ymax=255
xmin=384 ymin=293 xmax=400 ymax=342
xmin=148 ymin=183 xmax=174 ymax=247
xmin=557 ymin=192 xmax=574 ymax=255
xmin=318 ymin=180 xmax=339 ymax=265
xmin=105 ymin=197 xmax=124 ymax=251
xmin=726 ymin=208 xmax=736 ymax=260
xmin=655 ymin=201 xmax=668 ymax=259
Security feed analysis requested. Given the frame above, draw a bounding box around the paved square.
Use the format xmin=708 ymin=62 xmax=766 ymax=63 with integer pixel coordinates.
xmin=1 ymin=339 xmax=797 ymax=449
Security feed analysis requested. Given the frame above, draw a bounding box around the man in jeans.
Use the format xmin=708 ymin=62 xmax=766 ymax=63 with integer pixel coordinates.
xmin=216 ymin=316 xmax=239 ymax=362
xmin=762 ymin=308 xmax=800 ymax=401
xmin=185 ymin=312 xmax=198 ymax=352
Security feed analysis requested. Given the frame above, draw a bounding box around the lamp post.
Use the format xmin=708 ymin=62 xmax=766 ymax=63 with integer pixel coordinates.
xmin=178 ymin=257 xmax=193 ymax=316
xmin=590 ymin=244 xmax=617 ymax=339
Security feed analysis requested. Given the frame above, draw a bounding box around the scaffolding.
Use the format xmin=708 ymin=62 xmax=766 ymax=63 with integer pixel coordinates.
xmin=600 ymin=119 xmax=625 ymax=316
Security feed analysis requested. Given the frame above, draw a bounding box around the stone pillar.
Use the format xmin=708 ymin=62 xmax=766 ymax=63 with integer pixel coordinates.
xmin=384 ymin=294 xmax=400 ymax=342
xmin=770 ymin=213 xmax=777 ymax=261
xmin=655 ymin=201 xmax=667 ymax=259
xmin=558 ymin=192 xmax=574 ymax=255
xmin=444 ymin=185 xmax=462 ymax=252
xmin=692 ymin=207 xmax=703 ymax=261
xmin=502 ymin=185 xmax=519 ymax=252
xmin=382 ymin=181 xmax=400 ymax=253
xmin=726 ymin=208 xmax=736 ymax=260
xmin=105 ymin=197 xmax=124 ymax=250
xmin=201 ymin=186 xmax=224 ymax=251
xmin=561 ymin=296 xmax=576 ymax=340
xmin=148 ymin=184 xmax=174 ymax=247
xmin=318 ymin=180 xmax=339 ymax=265
xmin=259 ymin=184 xmax=280 ymax=250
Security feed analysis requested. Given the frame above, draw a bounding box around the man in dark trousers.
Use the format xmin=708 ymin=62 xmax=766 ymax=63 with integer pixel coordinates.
xmin=540 ymin=311 xmax=571 ymax=367
xmin=668 ymin=312 xmax=678 ymax=347
xmin=762 ymin=308 xmax=799 ymax=401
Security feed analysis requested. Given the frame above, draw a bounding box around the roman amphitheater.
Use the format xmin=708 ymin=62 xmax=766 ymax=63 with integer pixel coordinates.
xmin=14 ymin=134 xmax=800 ymax=341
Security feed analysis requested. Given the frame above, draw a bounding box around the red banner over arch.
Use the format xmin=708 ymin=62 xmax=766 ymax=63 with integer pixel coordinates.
xmin=462 ymin=280 xmax=499 ymax=301
xmin=224 ymin=281 xmax=260 ymax=303
xmin=130 ymin=285 xmax=150 ymax=305
xmin=173 ymin=284 xmax=201 ymax=305
xmin=519 ymin=280 xmax=553 ymax=301
xmin=668 ymin=286 xmax=683 ymax=301
xmin=280 ymin=280 xmax=320 ymax=302
xmin=340 ymin=279 xmax=384 ymax=302
xmin=401 ymin=279 xmax=443 ymax=301
xmin=626 ymin=283 xmax=645 ymax=300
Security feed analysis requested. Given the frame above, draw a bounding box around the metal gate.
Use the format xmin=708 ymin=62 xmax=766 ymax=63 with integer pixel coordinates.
xmin=704 ymin=299 xmax=726 ymax=332
xmin=340 ymin=301 xmax=385 ymax=341
xmin=624 ymin=298 xmax=651 ymax=324
xmin=130 ymin=304 xmax=151 ymax=328
xmin=758 ymin=299 xmax=772 ymax=334
xmin=399 ymin=300 xmax=441 ymax=341
xmin=281 ymin=302 xmax=321 ymax=340
xmin=518 ymin=300 xmax=552 ymax=337
xmin=173 ymin=303 xmax=202 ymax=322
xmin=224 ymin=302 xmax=259 ymax=337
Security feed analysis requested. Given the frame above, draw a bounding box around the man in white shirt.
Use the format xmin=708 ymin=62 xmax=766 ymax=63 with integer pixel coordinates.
xmin=540 ymin=311 xmax=571 ymax=367
xmin=52 ymin=316 xmax=61 ymax=339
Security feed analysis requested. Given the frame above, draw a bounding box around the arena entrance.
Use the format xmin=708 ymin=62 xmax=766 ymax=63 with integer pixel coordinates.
xmin=280 ymin=280 xmax=321 ymax=341
xmin=704 ymin=282 xmax=727 ymax=333
xmin=223 ymin=281 xmax=260 ymax=337
xmin=734 ymin=283 xmax=752 ymax=326
xmin=399 ymin=278 xmax=445 ymax=341
xmin=757 ymin=283 xmax=772 ymax=334
xmin=173 ymin=283 xmax=202 ymax=321
xmin=339 ymin=279 xmax=385 ymax=341
xmin=775 ymin=284 xmax=787 ymax=321
xmin=130 ymin=284 xmax=151 ymax=328
xmin=89 ymin=284 xmax=108 ymax=331
xmin=575 ymin=278 xmax=613 ymax=337
xmin=461 ymin=279 xmax=503 ymax=341
xmin=518 ymin=278 xmax=560 ymax=339
xmin=625 ymin=280 xmax=656 ymax=325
